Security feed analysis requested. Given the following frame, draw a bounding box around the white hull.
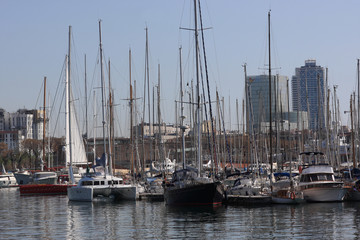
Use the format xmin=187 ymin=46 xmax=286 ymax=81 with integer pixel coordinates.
xmin=68 ymin=187 xmax=94 ymax=201
xmin=33 ymin=172 xmax=58 ymax=185
xmin=14 ymin=172 xmax=32 ymax=185
xmin=68 ymin=185 xmax=137 ymax=201
xmin=0 ymin=175 xmax=17 ymax=188
xmin=34 ymin=177 xmax=57 ymax=185
xmin=303 ymin=187 xmax=347 ymax=202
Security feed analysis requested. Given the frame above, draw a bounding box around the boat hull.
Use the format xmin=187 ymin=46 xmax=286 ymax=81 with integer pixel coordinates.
xmin=34 ymin=177 xmax=57 ymax=185
xmin=14 ymin=173 xmax=32 ymax=185
xmin=67 ymin=185 xmax=137 ymax=201
xmin=271 ymin=190 xmax=304 ymax=204
xmin=226 ymin=194 xmax=272 ymax=205
xmin=20 ymin=184 xmax=70 ymax=195
xmin=302 ymin=187 xmax=347 ymax=202
xmin=0 ymin=175 xmax=17 ymax=188
xmin=164 ymin=181 xmax=224 ymax=206
xmin=68 ymin=186 xmax=93 ymax=201
xmin=112 ymin=186 xmax=137 ymax=201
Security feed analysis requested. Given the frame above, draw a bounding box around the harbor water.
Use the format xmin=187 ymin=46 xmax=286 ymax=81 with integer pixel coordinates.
xmin=1 ymin=188 xmax=360 ymax=239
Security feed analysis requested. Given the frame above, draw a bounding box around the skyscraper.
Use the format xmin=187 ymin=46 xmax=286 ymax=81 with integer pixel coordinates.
xmin=292 ymin=60 xmax=325 ymax=130
xmin=246 ymin=74 xmax=289 ymax=131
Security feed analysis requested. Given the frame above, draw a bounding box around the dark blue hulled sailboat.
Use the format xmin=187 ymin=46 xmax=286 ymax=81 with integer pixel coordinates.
xmin=163 ymin=0 xmax=225 ymax=206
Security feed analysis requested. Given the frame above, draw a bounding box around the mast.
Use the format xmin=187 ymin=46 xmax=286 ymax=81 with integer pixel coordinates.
xmin=287 ymin=78 xmax=292 ymax=186
xmin=351 ymin=93 xmax=356 ymax=168
xmin=317 ymin=73 xmax=321 ymax=151
xmin=236 ymin=99 xmax=240 ymax=167
xmin=93 ymin=90 xmax=97 ymax=165
xmin=194 ymin=0 xmax=201 ymax=177
xmin=129 ymin=48 xmax=134 ymax=177
xmin=146 ymin=27 xmax=153 ymax=169
xmin=134 ymin=80 xmax=141 ymax=175
xmin=268 ymin=11 xmax=273 ymax=175
xmin=243 ymin=64 xmax=250 ymax=166
xmin=108 ymin=59 xmax=113 ymax=175
xmin=179 ymin=47 xmax=186 ymax=169
xmin=42 ymin=76 xmax=46 ymax=171
xmin=98 ymin=20 xmax=108 ymax=175
xmin=84 ymin=54 xmax=88 ymax=163
xmin=47 ymin=92 xmax=51 ymax=168
xmin=357 ymin=59 xmax=360 ymax=164
xmin=67 ymin=25 xmax=75 ymax=183
xmin=157 ymin=64 xmax=165 ymax=170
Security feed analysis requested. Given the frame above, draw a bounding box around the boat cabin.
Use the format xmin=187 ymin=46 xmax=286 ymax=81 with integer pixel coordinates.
xmin=80 ymin=179 xmax=124 ymax=186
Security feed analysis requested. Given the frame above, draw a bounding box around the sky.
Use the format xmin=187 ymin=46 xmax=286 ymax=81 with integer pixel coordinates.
xmin=1 ymin=0 xmax=360 ymax=137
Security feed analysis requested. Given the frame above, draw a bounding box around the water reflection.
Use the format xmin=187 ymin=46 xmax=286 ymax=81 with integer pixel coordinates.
xmin=1 ymin=188 xmax=360 ymax=239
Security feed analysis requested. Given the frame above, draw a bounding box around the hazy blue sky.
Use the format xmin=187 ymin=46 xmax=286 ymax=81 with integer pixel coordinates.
xmin=1 ymin=0 xmax=359 ymax=136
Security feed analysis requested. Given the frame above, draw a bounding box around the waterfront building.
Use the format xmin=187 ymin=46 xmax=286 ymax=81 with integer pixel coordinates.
xmin=0 ymin=108 xmax=44 ymax=150
xmin=292 ymin=60 xmax=325 ymax=130
xmin=133 ymin=123 xmax=190 ymax=141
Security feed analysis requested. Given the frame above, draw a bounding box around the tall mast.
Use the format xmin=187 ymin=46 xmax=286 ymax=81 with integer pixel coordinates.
xmin=194 ymin=0 xmax=201 ymax=177
xmin=287 ymin=78 xmax=292 ymax=186
xmin=98 ymin=20 xmax=108 ymax=175
xmin=179 ymin=47 xmax=186 ymax=169
xmin=351 ymin=94 xmax=356 ymax=168
xmin=157 ymin=64 xmax=165 ymax=169
xmin=84 ymin=54 xmax=89 ymax=163
xmin=146 ymin=28 xmax=152 ymax=167
xmin=357 ymin=59 xmax=360 ymax=162
xmin=42 ymin=76 xmax=46 ymax=171
xmin=317 ymin=73 xmax=321 ymax=150
xmin=268 ymin=11 xmax=273 ymax=175
xmin=47 ymin=92 xmax=51 ymax=167
xmin=108 ymin=59 xmax=113 ymax=175
xmin=67 ymin=25 xmax=75 ymax=183
xmin=236 ymin=99 xmax=240 ymax=167
xmin=93 ymin=90 xmax=97 ymax=165
xmin=243 ymin=64 xmax=250 ymax=166
xmin=129 ymin=48 xmax=134 ymax=177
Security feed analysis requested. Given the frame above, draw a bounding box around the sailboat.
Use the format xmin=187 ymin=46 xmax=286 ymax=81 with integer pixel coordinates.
xmin=19 ymin=77 xmax=68 ymax=195
xmin=163 ymin=0 xmax=225 ymax=206
xmin=67 ymin=22 xmax=136 ymax=202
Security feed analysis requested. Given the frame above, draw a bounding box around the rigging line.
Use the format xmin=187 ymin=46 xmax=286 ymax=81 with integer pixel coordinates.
xmin=34 ymin=77 xmax=44 ymax=110
xmin=49 ymin=56 xmax=67 ymax=123
xmin=217 ymin=91 xmax=233 ymax=168
xmin=198 ymin=41 xmax=213 ymax=169
xmin=51 ymin=84 xmax=65 ymax=139
xmin=198 ymin=0 xmax=218 ymax=173
xmin=177 ymin=0 xmax=187 ymax=47
xmin=270 ymin=20 xmax=281 ymax=73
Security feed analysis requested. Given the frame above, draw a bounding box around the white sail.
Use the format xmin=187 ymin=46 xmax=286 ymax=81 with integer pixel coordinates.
xmin=68 ymin=98 xmax=87 ymax=165
xmin=65 ymin=53 xmax=88 ymax=166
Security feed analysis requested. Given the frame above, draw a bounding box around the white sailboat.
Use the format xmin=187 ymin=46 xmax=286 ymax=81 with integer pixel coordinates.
xmin=67 ymin=22 xmax=136 ymax=202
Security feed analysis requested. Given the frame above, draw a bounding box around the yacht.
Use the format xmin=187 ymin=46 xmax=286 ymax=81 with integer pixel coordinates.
xmin=0 ymin=173 xmax=17 ymax=188
xmin=298 ymin=152 xmax=346 ymax=202
xmin=0 ymin=165 xmax=17 ymax=187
